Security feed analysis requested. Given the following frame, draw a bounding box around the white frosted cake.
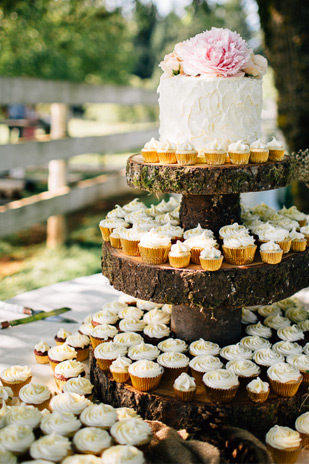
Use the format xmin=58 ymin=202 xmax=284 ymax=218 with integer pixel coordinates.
xmin=157 ymin=27 xmax=267 ymax=151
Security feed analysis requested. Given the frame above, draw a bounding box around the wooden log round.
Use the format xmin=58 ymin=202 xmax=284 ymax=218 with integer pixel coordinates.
xmin=101 ymin=242 xmax=309 ymax=309
xmin=126 ymin=154 xmax=295 ymax=195
xmin=90 ymin=351 xmax=308 ymax=441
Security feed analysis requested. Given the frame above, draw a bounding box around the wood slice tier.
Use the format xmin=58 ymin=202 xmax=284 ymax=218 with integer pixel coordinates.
xmin=101 ymin=242 xmax=309 ymax=309
xmin=90 ymin=352 xmax=308 ymax=441
xmin=126 ymin=154 xmax=294 ymax=195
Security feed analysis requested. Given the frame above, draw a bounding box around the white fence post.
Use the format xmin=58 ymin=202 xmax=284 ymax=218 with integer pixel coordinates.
xmin=46 ymin=103 xmax=68 ymax=248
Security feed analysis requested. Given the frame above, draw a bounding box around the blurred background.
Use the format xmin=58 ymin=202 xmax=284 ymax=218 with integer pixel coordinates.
xmin=0 ymin=0 xmax=308 ymax=299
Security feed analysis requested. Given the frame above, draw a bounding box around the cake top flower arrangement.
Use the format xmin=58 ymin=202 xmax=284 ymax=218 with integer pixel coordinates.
xmin=160 ymin=27 xmax=267 ymax=79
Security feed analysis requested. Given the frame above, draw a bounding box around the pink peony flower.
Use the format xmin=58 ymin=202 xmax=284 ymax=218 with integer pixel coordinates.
xmin=174 ymin=28 xmax=251 ymax=78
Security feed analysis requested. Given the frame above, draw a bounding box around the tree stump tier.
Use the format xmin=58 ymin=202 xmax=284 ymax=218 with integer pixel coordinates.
xmin=101 ymin=242 xmax=309 ymax=309
xmin=126 ymin=154 xmax=294 ymax=195
xmin=90 ymin=352 xmax=308 ymax=441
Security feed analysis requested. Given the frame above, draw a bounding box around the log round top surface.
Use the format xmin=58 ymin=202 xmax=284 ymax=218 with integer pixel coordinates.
xmin=126 ymin=154 xmax=295 ymax=195
xmin=102 ymin=242 xmax=309 ymax=309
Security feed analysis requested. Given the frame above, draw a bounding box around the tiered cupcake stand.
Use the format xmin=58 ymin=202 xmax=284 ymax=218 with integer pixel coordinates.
xmin=91 ymin=153 xmax=309 ymax=441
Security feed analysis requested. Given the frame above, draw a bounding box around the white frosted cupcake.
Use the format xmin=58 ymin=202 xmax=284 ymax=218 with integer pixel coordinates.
xmin=189 ymin=339 xmax=220 ymax=357
xmin=0 ymin=450 xmax=17 ymax=464
xmin=119 ymin=318 xmax=146 ymax=334
xmin=272 ymin=341 xmax=302 ymax=357
xmin=261 ymin=228 xmax=291 ymax=254
xmin=128 ymin=341 xmax=160 ymax=361
xmin=260 ymin=240 xmax=283 ymax=264
xmin=226 ymin=359 xmax=260 ymax=385
xmin=0 ymin=424 xmax=35 ymax=455
xmin=5 ymin=403 xmax=42 ymax=429
xmin=34 ymin=340 xmax=50 ymax=364
xmin=168 ymin=240 xmax=191 ymax=268
xmin=48 ymin=344 xmax=77 ymax=372
xmin=203 ymin=369 xmax=239 ymax=403
xmin=119 ymin=306 xmax=143 ymax=320
xmin=19 ymin=383 xmax=51 ymax=411
xmin=175 ymin=140 xmax=198 ymax=165
xmin=73 ymin=427 xmax=112 ymax=456
xmin=184 ymin=232 xmax=218 ymax=264
xmin=30 ymin=433 xmax=71 ymax=462
xmin=286 ymin=354 xmax=309 ymax=384
xmin=220 ymin=344 xmax=253 ymax=362
xmin=157 ymin=351 xmax=190 ymax=380
xmin=54 ymin=360 xmax=85 ymax=391
xmin=128 ymin=360 xmax=164 ymax=391
xmin=189 ymin=355 xmax=223 ymax=385
xmin=110 ymin=356 xmax=132 ymax=383
xmin=66 ymin=333 xmax=90 ymax=362
xmin=141 ymin=137 xmax=159 ymax=163
xmin=253 ymin=348 xmax=284 ymax=375
xmin=113 ymin=332 xmax=143 ymax=348
xmin=267 ymin=362 xmax=302 ymax=397
xmin=0 ymin=365 xmax=32 ymax=396
xmin=219 ymin=223 xmax=246 ymax=240
xmin=157 ymin=140 xmax=176 ymax=164
xmin=50 ymin=392 xmax=91 ymax=416
xmin=143 ymin=308 xmax=170 ymax=325
xmin=228 ymin=140 xmax=250 ymax=165
xmin=241 ymin=308 xmax=258 ymax=325
xmin=173 ymin=372 xmax=196 ymax=402
xmin=183 ymin=224 xmax=214 ymax=240
xmin=94 ymin=342 xmax=127 ymax=371
xmin=143 ymin=323 xmax=170 ymax=345
xmin=80 ymin=403 xmax=117 ymax=429
xmin=249 ymin=139 xmax=269 ymax=163
xmin=295 ymin=412 xmax=309 ymax=447
xmin=245 ymin=322 xmax=272 ymax=339
xmin=289 ymin=228 xmax=307 ymax=252
xmin=102 ymin=445 xmax=145 ymax=464
xmin=265 ymin=425 xmax=301 ymax=464
xmin=92 ymin=308 xmax=119 ymax=327
xmin=110 ymin=418 xmax=152 ymax=446
xmin=78 ymin=323 xmax=94 ymax=337
xmin=286 ymin=306 xmax=309 ymax=323
xmin=264 ymin=313 xmax=291 ymax=330
xmin=200 ymin=247 xmax=223 ymax=271
xmin=246 ymin=377 xmax=270 ymax=403
xmin=90 ymin=323 xmax=119 ymax=349
xmin=119 ymin=228 xmax=145 ymax=257
xmin=222 ymin=234 xmax=256 ymax=265
xmin=102 ymin=301 xmax=129 ymax=315
xmin=203 ymin=139 xmax=226 ymax=165
xmin=40 ymin=412 xmax=81 ymax=437
xmin=277 ymin=325 xmax=305 ymax=344
xmin=62 ymin=376 xmax=94 ymax=400
xmin=54 ymin=328 xmax=72 ymax=345
xmin=267 ymin=137 xmax=285 ymax=161
xmin=116 ymin=408 xmax=142 ymax=421
xmin=138 ymin=229 xmax=171 ymax=264
xmin=99 ymin=218 xmax=129 ymax=242
xmin=158 ymin=338 xmax=188 ymax=353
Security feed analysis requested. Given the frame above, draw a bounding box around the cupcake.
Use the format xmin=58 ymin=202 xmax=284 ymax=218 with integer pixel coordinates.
xmin=260 ymin=240 xmax=283 ymax=264
xmin=259 ymin=227 xmax=291 ymax=254
xmin=92 ymin=308 xmax=119 ymax=327
xmin=5 ymin=402 xmax=42 ymax=429
xmin=73 ymin=427 xmax=112 ymax=456
xmin=62 ymin=376 xmax=94 ymax=400
xmin=249 ymin=139 xmax=269 ymax=163
xmin=128 ymin=341 xmax=160 ymax=361
xmin=99 ymin=218 xmax=129 ymax=242
xmin=143 ymin=323 xmax=170 ymax=345
xmin=245 ymin=322 xmax=272 ymax=339
xmin=241 ymin=307 xmax=258 ymax=325
xmin=264 ymin=313 xmax=291 ymax=330
xmin=175 ymin=140 xmax=198 ymax=165
xmin=54 ymin=328 xmax=72 ymax=345
xmin=122 ymin=198 xmax=147 ymax=213
xmin=265 ymin=425 xmax=302 ymax=464
xmin=253 ymin=348 xmax=284 ymax=378
xmin=80 ymin=403 xmax=117 ymax=430
xmin=40 ymin=411 xmax=81 ymax=437
xmin=168 ymin=240 xmax=191 ymax=268
xmin=102 ymin=445 xmax=145 ymax=464
xmin=277 ymin=325 xmax=305 ymax=345
xmin=184 ymin=232 xmax=218 ymax=264
xmin=118 ymin=318 xmax=145 ymax=334
xmin=110 ymin=356 xmax=132 ymax=383
xmin=183 ymin=224 xmax=214 ymax=240
xmin=54 ymin=360 xmax=85 ymax=391
xmin=119 ymin=228 xmax=145 ymax=256
xmin=258 ymin=304 xmax=281 ymax=318
xmin=295 ymin=412 xmax=309 ymax=447
xmin=109 ymin=226 xmax=126 ymax=249
xmin=19 ymin=383 xmax=51 ymax=411
xmin=157 ymin=140 xmax=176 ymax=164
xmin=0 ymin=385 xmax=13 ymax=406
xmin=33 ymin=340 xmax=50 ymax=364
xmin=30 ymin=433 xmax=71 ymax=462
xmin=300 ymin=225 xmax=309 ymax=246
xmin=189 ymin=355 xmax=223 ymax=385
xmin=50 ymin=392 xmax=91 ymax=416
xmin=200 ymin=247 xmax=223 ymax=271
xmin=94 ymin=342 xmax=127 ymax=371
xmin=203 ymin=369 xmax=239 ymax=403
xmin=246 ymin=377 xmax=270 ymax=403
xmin=189 ymin=339 xmax=220 ymax=357
xmin=220 ymin=344 xmax=253 ymax=362
xmin=289 ymin=228 xmax=307 ymax=252
xmin=286 ymin=354 xmax=309 ymax=384
xmin=116 ymin=407 xmax=142 ymax=421
xmin=138 ymin=229 xmax=171 ymax=265
xmin=136 ymin=300 xmax=162 ymax=311
xmin=272 ymin=341 xmax=302 ymax=357
xmin=113 ymin=332 xmax=143 ymax=348
xmin=143 ymin=308 xmax=170 ymax=325
xmin=157 ymin=351 xmax=190 ymax=381
xmin=222 ymin=234 xmax=257 ymax=265
xmin=0 ymin=365 xmax=32 ymax=396
xmin=219 ymin=223 xmax=247 ymax=241
xmin=66 ymin=333 xmax=90 ymax=362
xmin=226 ymin=359 xmax=260 ymax=386
xmin=228 ymin=140 xmax=250 ymax=165
xmin=128 ymin=360 xmax=164 ymax=391
xmin=48 ymin=344 xmax=77 ymax=372
xmin=203 ymin=139 xmax=226 ymax=165
xmin=110 ymin=418 xmax=152 ymax=446
xmin=286 ymin=306 xmax=308 ymax=323
xmin=119 ymin=306 xmax=143 ymax=320
xmin=267 ymin=137 xmax=285 ymax=161
xmin=78 ymin=323 xmax=94 ymax=337
xmin=158 ymin=338 xmax=188 ymax=353
xmin=141 ymin=137 xmax=159 ymax=163
xmin=0 ymin=424 xmax=35 ymax=456
xmin=267 ymin=362 xmax=303 ymax=397
xmin=90 ymin=324 xmax=118 ymax=349
xmin=173 ymin=372 xmax=196 ymax=402
xmin=102 ymin=300 xmax=130 ymax=315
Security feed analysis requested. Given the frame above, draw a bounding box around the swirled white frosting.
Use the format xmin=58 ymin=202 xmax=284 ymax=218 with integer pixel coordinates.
xmin=143 ymin=137 xmax=159 ymax=150
xmin=119 ymin=228 xmax=145 ymax=241
xmin=228 ymin=140 xmax=249 ymax=152
xmin=250 ymin=138 xmax=267 ymax=149
xmin=219 ymin=223 xmax=246 ymax=238
xmin=203 ymin=369 xmax=239 ymax=389
xmin=132 ymin=219 xmax=158 ymax=232
xmin=0 ymin=424 xmax=35 ymax=453
xmin=128 ymin=360 xmax=163 ymax=378
xmin=286 ymin=354 xmax=309 ymax=371
xmin=265 ymin=425 xmax=301 ymax=450
xmin=300 ymin=225 xmax=309 ymax=235
xmin=156 ymin=223 xmax=184 ymax=239
xmin=241 ymin=308 xmax=258 ymax=324
xmin=304 ymin=343 xmax=309 ymax=355
xmin=73 ymin=427 xmax=111 ymax=453
xmin=66 ymin=333 xmax=90 ymax=349
xmin=239 ymin=336 xmax=271 ymax=351
xmin=0 ymin=450 xmax=17 ymax=464
xmin=5 ymin=403 xmax=42 ymax=428
xmin=116 ymin=408 xmax=142 ymax=421
xmin=128 ymin=342 xmax=160 ymax=361
xmin=56 ymin=328 xmax=71 ymax=340
xmin=62 ymin=376 xmax=93 ymax=396
xmin=272 ymin=218 xmax=299 ymax=231
xmin=157 ymin=351 xmax=189 ymax=368
xmin=50 ymin=393 xmax=91 ymax=415
xmin=143 ymin=308 xmax=170 ymax=325
xmin=174 ymin=372 xmax=196 ymax=391
xmin=267 ymin=137 xmax=284 ymax=149
xmin=189 ymin=355 xmax=223 ymax=373
xmin=48 ymin=344 xmax=77 ymax=362
xmin=102 ymin=445 xmax=145 ymax=464
xmin=102 ymin=301 xmax=128 ymax=315
xmin=19 ymin=383 xmax=51 ymax=405
xmin=200 ymin=247 xmax=222 ymax=259
xmin=139 ymin=229 xmax=171 ymax=247
xmin=91 ymin=323 xmax=118 ymax=340
xmin=226 ymin=360 xmax=260 ymax=377
xmin=184 ymin=232 xmax=218 ymax=250
xmin=80 ymin=404 xmax=117 ymax=428
xmin=246 ymin=377 xmax=269 ymax=394
xmin=253 ymin=348 xmax=284 ymax=367
xmin=258 ymin=304 xmax=281 ymax=318
xmin=260 ymin=240 xmax=282 ymax=252
xmin=122 ymin=199 xmax=147 ymax=213
xmin=220 ymin=344 xmax=253 ymax=361
xmin=0 ymin=365 xmax=31 ymax=383
xmin=113 ymin=332 xmax=143 ymax=348
xmin=40 ymin=412 xmax=81 ymax=436
xmin=106 ymin=204 xmax=126 ymax=219
xmin=119 ymin=319 xmax=145 ymax=333
xmin=245 ymin=322 xmax=272 ymax=339
xmin=110 ymin=418 xmax=152 ymax=446
xmin=264 ymin=314 xmax=291 ymax=329
xmin=157 ymin=212 xmax=180 ymax=226
xmin=110 ymin=357 xmax=132 ymax=373
xmin=54 ymin=360 xmax=85 ymax=379
xmin=189 ymin=339 xmax=220 ymax=356
xmin=262 ymin=228 xmax=289 ymax=243
xmin=30 ymin=432 xmax=71 ymax=461
xmin=272 ymin=341 xmax=302 ymax=357
xmin=295 ymin=412 xmax=309 ymax=435
xmin=92 ymin=309 xmax=119 ymax=326
xmin=169 ymin=240 xmax=190 ymax=257
xmin=204 ymin=139 xmax=225 ymax=152
xmin=183 ymin=224 xmax=214 ymax=240
xmin=110 ymin=226 xmax=128 ymax=239
xmin=154 ymin=199 xmax=175 ymax=214
xmin=0 ymin=386 xmax=13 ymax=404
xmin=224 ymin=235 xmax=255 ymax=248
xmin=62 ymin=455 xmax=101 ymax=464
xmin=176 ymin=140 xmax=197 ymax=153
xmin=144 ymin=324 xmax=170 ymax=340
xmin=94 ymin=342 xmax=127 ymax=360
xmin=78 ymin=323 xmax=93 ymax=337
xmin=279 ymin=206 xmax=306 ymax=221
xmin=119 ymin=306 xmax=143 ymax=321
xmin=277 ymin=325 xmax=305 ymax=342
xmin=276 ymin=297 xmax=303 ymax=311
xmin=286 ymin=307 xmax=309 ymax=323
xmin=99 ymin=218 xmax=129 ymax=229
xmin=297 ymin=320 xmax=309 ymax=331
xmin=158 ymin=338 xmax=188 ymax=353
xmin=136 ymin=300 xmax=162 ymax=311
xmin=34 ymin=341 xmax=50 ymax=353
xmin=157 ymin=140 xmax=176 ymax=152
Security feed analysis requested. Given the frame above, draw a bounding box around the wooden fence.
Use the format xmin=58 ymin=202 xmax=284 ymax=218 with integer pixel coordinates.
xmin=0 ymin=77 xmax=158 ymax=244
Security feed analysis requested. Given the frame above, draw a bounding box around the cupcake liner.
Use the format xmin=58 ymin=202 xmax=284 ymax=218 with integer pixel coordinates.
xmin=268 ymin=149 xmax=285 ymax=161
xmin=121 ymin=238 xmax=140 ymax=256
xmin=190 ymin=368 xmax=204 ymax=386
xmin=200 ymin=256 xmax=223 ymax=271
xmin=173 ymin=386 xmax=196 ymax=402
xmin=35 ymin=354 xmax=49 ymax=364
xmin=99 ymin=226 xmax=112 ymax=242
xmin=246 ymin=387 xmax=270 ymax=403
xmin=176 ymin=152 xmax=198 ymax=165
xmin=110 ymin=370 xmax=130 ymax=383
xmin=291 ymin=240 xmax=307 ymax=252
xmin=249 ymin=149 xmax=269 ymax=164
xmin=110 ymin=236 xmax=122 ymax=249
xmin=90 ymin=336 xmax=107 ymax=350
xmin=95 ymin=358 xmax=114 ymax=372
xmin=222 ymin=245 xmax=257 ymax=265
xmin=266 ymin=444 xmax=301 ymax=464
xmin=1 ymin=376 xmax=32 ymax=396
xmin=299 ymin=432 xmax=309 ymax=448
xmin=190 ymin=247 xmax=204 ymax=264
xmin=268 ymin=376 xmax=303 ymax=397
xmin=73 ymin=346 xmax=89 ymax=362
xmin=138 ymin=244 xmax=171 ymax=265
xmin=158 ymin=151 xmax=177 ymax=164
xmin=276 ymin=239 xmax=291 ymax=254
xmin=203 ymin=384 xmax=239 ymax=403
xmin=48 ymin=359 xmax=60 ymax=372
xmin=260 ymin=250 xmax=283 ymax=264
xmin=228 ymin=151 xmax=250 ymax=165
xmin=168 ymin=254 xmax=191 ymax=268
xmin=301 ymin=370 xmax=309 ymax=384
xmin=129 ymin=373 xmax=163 ymax=392
xmin=203 ymin=151 xmax=226 ymax=165
xmin=141 ymin=150 xmax=159 ymax=163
